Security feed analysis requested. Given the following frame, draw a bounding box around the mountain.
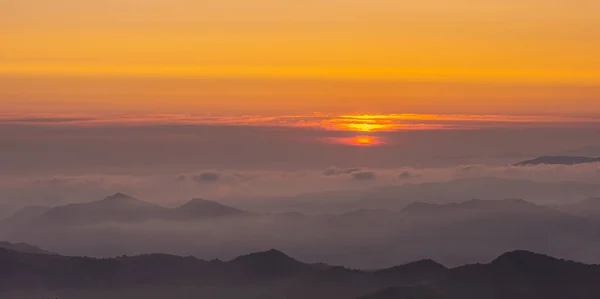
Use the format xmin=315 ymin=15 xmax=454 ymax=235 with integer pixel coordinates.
xmin=169 ymin=198 xmax=247 ymax=220
xmin=2 ymin=205 xmax=51 ymax=225
xmin=0 ymin=248 xmax=386 ymax=298
xmin=230 ymin=249 xmax=314 ymax=278
xmin=374 ymin=259 xmax=448 ymax=284
xmin=0 ymin=241 xmax=54 ymax=255
xmin=557 ymin=197 xmax=600 ymax=217
xmin=380 ymin=198 xmax=595 ymax=267
xmin=402 ymin=198 xmax=559 ymax=217
xmin=514 ymin=156 xmax=600 ymax=166
xmin=224 ymin=177 xmax=600 ymax=214
xmin=3 ymin=248 xmax=600 ymax=299
xmin=6 ymin=194 xmax=252 ymax=226
xmin=359 ymin=177 xmax=600 ymax=210
xmin=359 ymin=250 xmax=600 ymax=299
xmin=33 ymin=193 xmax=169 ymax=226
xmin=402 ymin=198 xmax=567 ymax=225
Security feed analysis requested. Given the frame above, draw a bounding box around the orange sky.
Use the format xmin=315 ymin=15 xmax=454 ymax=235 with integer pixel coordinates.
xmin=1 ymin=0 xmax=600 ymax=115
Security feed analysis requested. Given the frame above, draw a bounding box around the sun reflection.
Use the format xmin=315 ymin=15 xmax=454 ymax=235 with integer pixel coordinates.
xmin=353 ymin=136 xmax=376 ymax=145
xmin=326 ymin=135 xmax=382 ymax=146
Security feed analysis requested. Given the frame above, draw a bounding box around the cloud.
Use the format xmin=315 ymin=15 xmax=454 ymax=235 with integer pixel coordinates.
xmin=0 ymin=117 xmax=96 ymax=124
xmin=323 ymin=167 xmax=363 ymax=176
xmin=1 ymin=163 xmax=600 ymax=211
xmin=398 ymin=171 xmax=413 ymax=179
xmin=351 ymin=171 xmax=377 ymax=180
xmin=3 ymin=113 xmax=600 ymax=130
xmin=193 ymin=172 xmax=220 ymax=182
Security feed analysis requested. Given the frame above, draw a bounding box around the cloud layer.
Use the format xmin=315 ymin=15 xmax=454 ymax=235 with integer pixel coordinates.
xmin=1 ymin=163 xmax=599 ymax=214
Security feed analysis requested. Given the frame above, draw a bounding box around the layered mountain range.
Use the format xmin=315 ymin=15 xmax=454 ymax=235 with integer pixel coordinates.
xmin=1 ymin=245 xmax=600 ymax=299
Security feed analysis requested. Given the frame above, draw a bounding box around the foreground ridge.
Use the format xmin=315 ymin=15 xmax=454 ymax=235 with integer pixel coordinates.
xmin=1 ymin=247 xmax=600 ymax=299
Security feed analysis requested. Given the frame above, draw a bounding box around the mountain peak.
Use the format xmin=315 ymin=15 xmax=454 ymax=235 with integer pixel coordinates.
xmin=233 ymin=249 xmax=292 ymax=263
xmin=231 ymin=249 xmax=309 ymax=276
xmin=103 ymin=193 xmax=136 ymax=202
xmin=402 ymin=202 xmax=438 ymax=212
xmin=491 ymin=250 xmax=563 ymax=268
xmin=171 ymin=198 xmax=245 ymax=219
xmin=183 ymin=198 xmax=222 ymax=206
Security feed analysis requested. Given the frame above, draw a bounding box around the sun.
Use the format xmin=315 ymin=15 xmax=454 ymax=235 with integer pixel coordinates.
xmin=323 ymin=135 xmax=383 ymax=146
xmin=351 ymin=136 xmax=378 ymax=146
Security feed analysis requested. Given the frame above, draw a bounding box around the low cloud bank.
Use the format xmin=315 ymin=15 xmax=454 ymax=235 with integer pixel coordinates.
xmin=1 ymin=163 xmax=599 ymax=210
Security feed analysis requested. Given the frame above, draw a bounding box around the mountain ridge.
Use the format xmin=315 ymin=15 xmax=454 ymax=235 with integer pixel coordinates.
xmin=5 ymin=193 xmax=250 ymax=226
xmin=514 ymin=156 xmax=600 ymax=166
xmin=2 ymin=248 xmax=600 ymax=299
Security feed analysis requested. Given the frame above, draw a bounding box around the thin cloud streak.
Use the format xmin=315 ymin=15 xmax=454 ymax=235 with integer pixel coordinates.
xmin=1 ymin=113 xmax=599 ymax=133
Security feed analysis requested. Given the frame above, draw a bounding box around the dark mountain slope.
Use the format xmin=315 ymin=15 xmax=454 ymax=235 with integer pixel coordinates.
xmin=0 ymin=241 xmax=54 ymax=255
xmin=374 ymin=259 xmax=448 ymax=284
xmin=359 ymin=250 xmax=600 ymax=299
xmin=3 ymin=248 xmax=600 ymax=299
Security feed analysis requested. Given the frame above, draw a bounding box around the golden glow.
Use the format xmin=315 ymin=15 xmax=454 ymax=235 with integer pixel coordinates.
xmin=3 ymin=112 xmax=600 ymax=146
xmin=2 ymin=0 xmax=600 ymax=86
xmin=2 ymin=113 xmax=599 ymax=130
xmin=2 ymin=0 xmax=600 ymax=116
xmin=325 ymin=136 xmax=383 ymax=147
xmin=353 ymin=136 xmax=378 ymax=146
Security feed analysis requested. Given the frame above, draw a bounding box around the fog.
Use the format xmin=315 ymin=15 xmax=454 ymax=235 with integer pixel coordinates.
xmin=2 ymin=121 xmax=600 ymax=271
xmin=2 ymin=163 xmax=600 ymax=268
xmin=1 ymin=163 xmax=599 ymax=211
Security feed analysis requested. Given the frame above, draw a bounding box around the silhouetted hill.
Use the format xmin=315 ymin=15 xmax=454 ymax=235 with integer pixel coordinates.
xmin=0 ymin=241 xmax=53 ymax=255
xmin=3 ymin=248 xmax=600 ymax=299
xmin=169 ymin=198 xmax=247 ymax=220
xmin=515 ymin=156 xmax=600 ymax=166
xmin=32 ymin=193 xmax=169 ymax=226
xmin=374 ymin=259 xmax=448 ymax=284
xmin=359 ymin=250 xmax=600 ymax=299
xmin=0 ymin=248 xmax=380 ymax=298
xmin=231 ymin=249 xmax=313 ymax=278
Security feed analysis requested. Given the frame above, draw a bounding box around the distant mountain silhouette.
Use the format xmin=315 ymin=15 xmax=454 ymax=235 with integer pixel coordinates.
xmin=0 ymin=241 xmax=53 ymax=255
xmin=8 ymin=193 xmax=250 ymax=226
xmin=169 ymin=198 xmax=247 ymax=220
xmin=2 ymin=248 xmax=600 ymax=299
xmin=558 ymin=197 xmax=600 ymax=217
xmin=355 ymin=177 xmax=600 ymax=210
xmin=2 ymin=205 xmax=51 ymax=225
xmin=514 ymin=156 xmax=600 ymax=166
xmin=402 ymin=198 xmax=554 ymax=215
xmin=32 ymin=193 xmax=168 ymax=226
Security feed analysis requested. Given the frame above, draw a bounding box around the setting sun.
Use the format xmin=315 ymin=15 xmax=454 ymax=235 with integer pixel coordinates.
xmin=354 ymin=136 xmax=375 ymax=145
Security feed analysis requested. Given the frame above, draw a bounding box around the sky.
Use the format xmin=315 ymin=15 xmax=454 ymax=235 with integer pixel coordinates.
xmin=2 ymin=0 xmax=600 ymax=116
xmin=1 ymin=0 xmax=599 ymax=187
